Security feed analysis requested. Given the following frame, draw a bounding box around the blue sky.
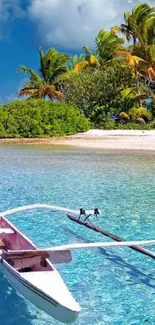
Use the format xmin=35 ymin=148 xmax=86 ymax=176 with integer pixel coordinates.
xmin=0 ymin=0 xmax=153 ymax=103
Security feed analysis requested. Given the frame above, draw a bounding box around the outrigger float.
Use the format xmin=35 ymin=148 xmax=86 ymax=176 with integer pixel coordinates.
xmin=0 ymin=204 xmax=155 ymax=324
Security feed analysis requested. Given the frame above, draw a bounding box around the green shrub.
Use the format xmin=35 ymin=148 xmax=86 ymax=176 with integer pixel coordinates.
xmin=1 ymin=100 xmax=90 ymax=138
xmin=100 ymin=120 xmax=153 ymax=130
xmin=148 ymin=119 xmax=155 ymax=129
xmin=102 ymin=121 xmax=117 ymax=129
xmin=0 ymin=123 xmax=7 ymax=138
xmin=111 ymin=122 xmax=151 ymax=130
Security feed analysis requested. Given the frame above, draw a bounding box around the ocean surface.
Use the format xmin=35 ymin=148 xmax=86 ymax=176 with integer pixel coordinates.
xmin=0 ymin=144 xmax=155 ymax=325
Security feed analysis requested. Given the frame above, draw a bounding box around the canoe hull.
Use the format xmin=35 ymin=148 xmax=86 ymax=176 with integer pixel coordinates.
xmin=0 ymin=259 xmax=79 ymax=323
xmin=0 ymin=216 xmax=80 ymax=324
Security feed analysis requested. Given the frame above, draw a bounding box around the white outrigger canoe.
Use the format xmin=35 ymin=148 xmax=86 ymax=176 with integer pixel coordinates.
xmin=0 ymin=204 xmax=155 ymax=324
xmin=0 ymin=205 xmax=81 ymax=324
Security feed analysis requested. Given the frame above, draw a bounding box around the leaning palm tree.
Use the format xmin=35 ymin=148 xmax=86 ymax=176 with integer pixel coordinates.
xmin=74 ymin=30 xmax=125 ymax=72
xmin=18 ymin=48 xmax=70 ymax=100
xmin=95 ymin=29 xmax=125 ymax=65
xmin=112 ymin=3 xmax=155 ymax=85
xmin=111 ymin=3 xmax=155 ymax=46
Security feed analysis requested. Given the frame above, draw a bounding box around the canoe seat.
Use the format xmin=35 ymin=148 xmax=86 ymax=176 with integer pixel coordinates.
xmin=0 ymin=228 xmax=14 ymax=234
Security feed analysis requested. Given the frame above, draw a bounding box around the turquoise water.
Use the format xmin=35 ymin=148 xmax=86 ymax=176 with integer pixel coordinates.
xmin=0 ymin=145 xmax=155 ymax=325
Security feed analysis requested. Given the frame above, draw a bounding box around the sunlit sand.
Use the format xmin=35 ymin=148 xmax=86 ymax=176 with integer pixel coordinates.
xmin=0 ymin=130 xmax=155 ymax=151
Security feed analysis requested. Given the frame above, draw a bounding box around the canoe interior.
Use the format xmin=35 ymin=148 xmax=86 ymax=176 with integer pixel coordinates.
xmin=0 ymin=216 xmax=53 ymax=272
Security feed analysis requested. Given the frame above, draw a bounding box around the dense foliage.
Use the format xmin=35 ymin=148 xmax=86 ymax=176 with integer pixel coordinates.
xmin=58 ymin=64 xmax=136 ymax=123
xmin=0 ymin=100 xmax=90 ymax=138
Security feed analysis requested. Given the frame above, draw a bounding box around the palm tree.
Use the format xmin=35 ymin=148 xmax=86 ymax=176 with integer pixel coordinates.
xmin=111 ymin=3 xmax=155 ymax=46
xmin=18 ymin=48 xmax=70 ymax=100
xmin=95 ymin=29 xmax=125 ymax=65
xmin=112 ymin=4 xmax=155 ymax=86
xmin=74 ymin=29 xmax=125 ymax=72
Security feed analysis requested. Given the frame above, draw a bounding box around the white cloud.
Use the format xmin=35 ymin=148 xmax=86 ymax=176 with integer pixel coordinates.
xmin=0 ymin=0 xmax=25 ymax=38
xmin=0 ymin=0 xmax=25 ymax=19
xmin=28 ymin=0 xmax=155 ymax=50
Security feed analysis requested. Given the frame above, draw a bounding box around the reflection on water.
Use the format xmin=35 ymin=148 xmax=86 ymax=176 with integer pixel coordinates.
xmin=0 ymin=145 xmax=155 ymax=325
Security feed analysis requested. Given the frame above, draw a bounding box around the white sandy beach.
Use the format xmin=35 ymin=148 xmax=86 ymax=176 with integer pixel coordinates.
xmin=0 ymin=130 xmax=155 ymax=151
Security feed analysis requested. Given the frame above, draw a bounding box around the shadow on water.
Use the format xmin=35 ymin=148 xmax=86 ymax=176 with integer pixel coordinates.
xmin=0 ymin=271 xmax=38 ymax=325
xmin=63 ymin=226 xmax=155 ymax=289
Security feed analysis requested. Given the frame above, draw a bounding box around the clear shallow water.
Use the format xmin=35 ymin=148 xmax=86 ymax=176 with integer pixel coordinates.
xmin=0 ymin=145 xmax=155 ymax=325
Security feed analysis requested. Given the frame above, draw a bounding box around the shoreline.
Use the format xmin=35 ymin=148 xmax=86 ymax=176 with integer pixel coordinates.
xmin=0 ymin=130 xmax=155 ymax=151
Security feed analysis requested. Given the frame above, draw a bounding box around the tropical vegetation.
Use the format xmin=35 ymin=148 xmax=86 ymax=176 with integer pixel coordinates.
xmin=17 ymin=48 xmax=70 ymax=100
xmin=1 ymin=2 xmax=155 ymax=137
xmin=0 ymin=100 xmax=90 ymax=138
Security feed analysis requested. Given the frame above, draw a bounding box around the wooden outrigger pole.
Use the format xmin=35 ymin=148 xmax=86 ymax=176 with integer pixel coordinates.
xmin=67 ymin=214 xmax=155 ymax=260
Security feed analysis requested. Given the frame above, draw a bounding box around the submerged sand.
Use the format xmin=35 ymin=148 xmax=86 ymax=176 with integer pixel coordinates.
xmin=0 ymin=130 xmax=155 ymax=151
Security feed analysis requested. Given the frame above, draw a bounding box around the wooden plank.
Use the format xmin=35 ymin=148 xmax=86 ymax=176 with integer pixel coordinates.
xmin=67 ymin=214 xmax=155 ymax=260
xmin=2 ymin=240 xmax=155 ymax=260
xmin=3 ymin=250 xmax=72 ymax=264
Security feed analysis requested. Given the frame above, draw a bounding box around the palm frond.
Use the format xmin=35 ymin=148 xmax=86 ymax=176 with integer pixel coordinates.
xmin=18 ymin=88 xmax=38 ymax=98
xmin=19 ymin=84 xmax=64 ymax=101
xmin=17 ymin=65 xmax=42 ymax=84
xmin=39 ymin=48 xmax=71 ymax=83
xmin=73 ymin=60 xmax=88 ymax=72
xmin=83 ymin=46 xmax=95 ymax=57
xmin=124 ymin=11 xmax=130 ymax=24
xmin=82 ymin=46 xmax=100 ymax=67
xmin=147 ymin=44 xmax=155 ymax=62
xmin=95 ymin=29 xmax=125 ymax=63
xmin=39 ymin=48 xmax=47 ymax=80
xmin=66 ymin=54 xmax=86 ymax=71
xmin=46 ymin=85 xmax=64 ymax=100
